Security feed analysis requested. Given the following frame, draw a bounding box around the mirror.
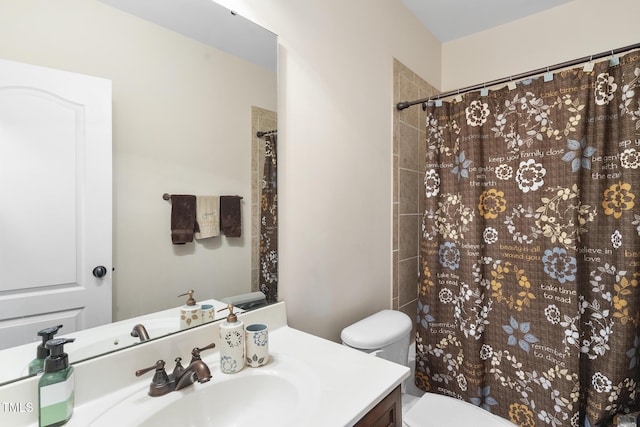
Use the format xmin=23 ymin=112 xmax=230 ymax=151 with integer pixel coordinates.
xmin=0 ymin=0 xmax=277 ymax=385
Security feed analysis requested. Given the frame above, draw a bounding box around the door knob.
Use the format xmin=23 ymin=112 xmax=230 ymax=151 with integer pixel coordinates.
xmin=93 ymin=266 xmax=107 ymax=278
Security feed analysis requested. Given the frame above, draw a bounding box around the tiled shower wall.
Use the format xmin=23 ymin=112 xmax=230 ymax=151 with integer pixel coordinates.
xmin=251 ymin=106 xmax=277 ymax=292
xmin=392 ymin=58 xmax=438 ymax=328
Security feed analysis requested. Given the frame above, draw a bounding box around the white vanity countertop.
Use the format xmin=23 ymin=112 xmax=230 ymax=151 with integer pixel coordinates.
xmin=0 ymin=302 xmax=409 ymax=426
xmin=249 ymin=326 xmax=410 ymax=426
xmin=68 ymin=327 xmax=408 ymax=426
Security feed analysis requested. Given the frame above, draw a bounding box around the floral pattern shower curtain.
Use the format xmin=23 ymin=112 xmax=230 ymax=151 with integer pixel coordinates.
xmin=260 ymin=133 xmax=278 ymax=303
xmin=417 ymin=51 xmax=640 ymax=427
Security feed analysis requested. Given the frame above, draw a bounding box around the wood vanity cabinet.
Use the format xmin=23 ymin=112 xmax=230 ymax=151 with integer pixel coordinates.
xmin=354 ymin=385 xmax=402 ymax=427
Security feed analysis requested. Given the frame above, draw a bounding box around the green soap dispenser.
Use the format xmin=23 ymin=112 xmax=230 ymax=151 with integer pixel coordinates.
xmin=38 ymin=338 xmax=75 ymax=427
xmin=29 ymin=325 xmax=63 ymax=376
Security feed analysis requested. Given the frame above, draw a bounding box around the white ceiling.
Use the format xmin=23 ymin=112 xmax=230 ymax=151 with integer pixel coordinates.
xmin=402 ymin=0 xmax=574 ymax=42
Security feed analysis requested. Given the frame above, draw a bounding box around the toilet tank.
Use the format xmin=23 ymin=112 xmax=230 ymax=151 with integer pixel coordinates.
xmin=340 ymin=310 xmax=412 ymax=367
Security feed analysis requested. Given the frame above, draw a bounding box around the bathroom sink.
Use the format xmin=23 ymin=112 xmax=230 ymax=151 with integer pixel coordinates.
xmin=68 ymin=332 xmax=139 ymax=361
xmin=140 ymin=374 xmax=299 ymax=426
xmin=68 ymin=318 xmax=179 ymax=362
xmin=88 ymin=353 xmax=319 ymax=427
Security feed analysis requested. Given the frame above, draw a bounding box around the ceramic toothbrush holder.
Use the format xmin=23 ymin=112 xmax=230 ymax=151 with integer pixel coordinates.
xmin=245 ymin=323 xmax=269 ymax=367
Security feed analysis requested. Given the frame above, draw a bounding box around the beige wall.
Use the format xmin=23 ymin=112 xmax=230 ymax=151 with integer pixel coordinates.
xmin=442 ymin=0 xmax=640 ymax=91
xmin=0 ymin=0 xmax=277 ymax=320
xmin=219 ymin=0 xmax=441 ymax=341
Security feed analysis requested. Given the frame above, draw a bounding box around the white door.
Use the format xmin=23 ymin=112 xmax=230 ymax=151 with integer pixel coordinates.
xmin=0 ymin=58 xmax=112 ymax=349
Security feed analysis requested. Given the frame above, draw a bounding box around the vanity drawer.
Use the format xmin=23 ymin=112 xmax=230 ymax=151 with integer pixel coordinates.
xmin=354 ymin=385 xmax=402 ymax=427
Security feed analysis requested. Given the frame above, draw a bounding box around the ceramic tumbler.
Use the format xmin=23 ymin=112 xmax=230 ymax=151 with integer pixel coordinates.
xmin=201 ymin=304 xmax=215 ymax=323
xmin=245 ymin=323 xmax=269 ymax=367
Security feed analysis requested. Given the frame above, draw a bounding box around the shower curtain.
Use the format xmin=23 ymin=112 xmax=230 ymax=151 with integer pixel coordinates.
xmin=260 ymin=133 xmax=278 ymax=303
xmin=416 ymin=51 xmax=640 ymax=427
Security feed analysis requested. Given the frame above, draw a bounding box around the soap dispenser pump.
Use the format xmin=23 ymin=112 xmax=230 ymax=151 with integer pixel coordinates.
xmin=38 ymin=338 xmax=75 ymax=427
xmin=29 ymin=325 xmax=63 ymax=376
xmin=178 ymin=289 xmax=202 ymax=329
xmin=218 ymin=304 xmax=245 ymax=374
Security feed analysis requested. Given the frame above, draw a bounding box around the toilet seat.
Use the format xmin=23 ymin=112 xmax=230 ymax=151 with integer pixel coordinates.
xmin=403 ymin=392 xmax=517 ymax=427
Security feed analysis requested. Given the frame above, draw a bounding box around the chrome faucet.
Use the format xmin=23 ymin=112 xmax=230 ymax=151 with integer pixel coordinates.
xmin=130 ymin=324 xmax=150 ymax=342
xmin=135 ymin=343 xmax=216 ymax=397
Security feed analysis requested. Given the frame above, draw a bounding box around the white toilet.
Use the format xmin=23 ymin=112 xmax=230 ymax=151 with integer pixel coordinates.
xmin=341 ymin=310 xmax=517 ymax=427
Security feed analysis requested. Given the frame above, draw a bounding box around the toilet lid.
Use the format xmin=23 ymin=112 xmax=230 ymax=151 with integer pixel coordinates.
xmin=404 ymin=393 xmax=517 ymax=427
xmin=341 ymin=310 xmax=412 ymax=349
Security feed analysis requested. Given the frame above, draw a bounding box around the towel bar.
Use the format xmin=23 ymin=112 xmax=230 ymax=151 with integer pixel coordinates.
xmin=162 ymin=193 xmax=243 ymax=201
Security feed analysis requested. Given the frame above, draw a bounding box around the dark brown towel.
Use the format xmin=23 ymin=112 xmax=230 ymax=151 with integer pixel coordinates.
xmin=220 ymin=195 xmax=242 ymax=237
xmin=170 ymin=195 xmax=197 ymax=244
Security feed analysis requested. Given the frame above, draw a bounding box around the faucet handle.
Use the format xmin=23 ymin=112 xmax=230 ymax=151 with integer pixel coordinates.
xmin=135 ymin=360 xmax=173 ymax=397
xmin=135 ymin=360 xmax=165 ymax=377
xmin=190 ymin=342 xmax=216 ymax=363
xmin=172 ymin=357 xmax=185 ymax=378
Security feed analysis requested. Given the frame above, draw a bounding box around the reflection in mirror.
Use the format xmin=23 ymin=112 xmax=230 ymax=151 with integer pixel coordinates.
xmin=257 ymin=129 xmax=279 ymax=303
xmin=0 ymin=0 xmax=276 ymax=385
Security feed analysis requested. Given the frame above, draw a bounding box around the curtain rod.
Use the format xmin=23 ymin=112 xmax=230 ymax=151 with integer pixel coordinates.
xmin=257 ymin=129 xmax=277 ymax=138
xmin=396 ymin=42 xmax=640 ymax=111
